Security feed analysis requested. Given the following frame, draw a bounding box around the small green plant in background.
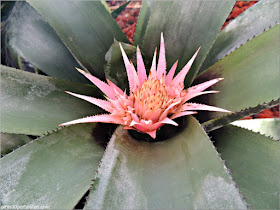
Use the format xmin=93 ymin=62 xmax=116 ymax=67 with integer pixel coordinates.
xmin=1 ymin=0 xmax=279 ymax=209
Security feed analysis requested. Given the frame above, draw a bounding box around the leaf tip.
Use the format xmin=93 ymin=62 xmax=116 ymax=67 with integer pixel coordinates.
xmin=76 ymin=67 xmax=85 ymax=75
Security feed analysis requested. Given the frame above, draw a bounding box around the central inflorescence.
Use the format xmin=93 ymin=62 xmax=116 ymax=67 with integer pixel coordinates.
xmin=60 ymin=33 xmax=231 ymax=139
xmin=133 ymin=77 xmax=176 ymax=120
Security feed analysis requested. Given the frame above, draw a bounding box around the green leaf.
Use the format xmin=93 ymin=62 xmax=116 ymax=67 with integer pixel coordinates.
xmin=140 ymin=0 xmax=235 ymax=87
xmin=111 ymin=1 xmax=131 ymax=19
xmin=231 ymin=118 xmax=280 ymax=140
xmin=101 ymin=1 xmax=111 ymax=13
xmin=1 ymin=133 xmax=32 ymax=156
xmin=104 ymin=40 xmax=136 ymax=91
xmin=85 ymin=116 xmax=246 ymax=209
xmin=2 ymin=2 xmax=88 ymax=83
xmin=1 ymin=1 xmax=18 ymax=69
xmin=0 ymin=124 xmax=104 ymax=209
xmin=211 ymin=125 xmax=280 ymax=209
xmin=200 ymin=0 xmax=279 ymax=73
xmin=193 ymin=24 xmax=279 ymax=122
xmin=202 ymin=100 xmax=279 ymax=133
xmin=133 ymin=0 xmax=154 ymax=46
xmin=1 ymin=65 xmax=102 ymax=135
xmin=1 ymin=1 xmax=15 ymax=22
xmin=27 ymin=0 xmax=130 ymax=79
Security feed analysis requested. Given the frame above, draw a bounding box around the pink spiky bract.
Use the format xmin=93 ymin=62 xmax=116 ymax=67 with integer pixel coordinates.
xmin=60 ymin=34 xmax=231 ymax=139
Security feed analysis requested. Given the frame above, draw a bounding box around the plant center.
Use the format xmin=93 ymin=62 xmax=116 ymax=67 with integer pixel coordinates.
xmin=133 ymin=78 xmax=173 ymax=121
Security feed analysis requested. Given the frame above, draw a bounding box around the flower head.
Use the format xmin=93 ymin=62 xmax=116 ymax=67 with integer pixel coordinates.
xmin=60 ymin=34 xmax=230 ymax=139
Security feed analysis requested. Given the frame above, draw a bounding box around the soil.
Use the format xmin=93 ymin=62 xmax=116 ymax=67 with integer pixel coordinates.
xmin=109 ymin=1 xmax=141 ymax=43
xmin=221 ymin=1 xmax=259 ymax=30
xmin=107 ymin=1 xmax=279 ymax=119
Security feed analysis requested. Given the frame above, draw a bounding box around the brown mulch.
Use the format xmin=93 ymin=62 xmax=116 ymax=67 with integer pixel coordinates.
xmin=221 ymin=1 xmax=258 ymax=29
xmin=107 ymin=1 xmax=279 ymax=119
xmin=108 ymin=1 xmax=141 ymax=43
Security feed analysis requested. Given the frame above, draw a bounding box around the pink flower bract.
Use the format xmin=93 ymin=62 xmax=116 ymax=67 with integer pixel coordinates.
xmin=60 ymin=34 xmax=231 ymax=139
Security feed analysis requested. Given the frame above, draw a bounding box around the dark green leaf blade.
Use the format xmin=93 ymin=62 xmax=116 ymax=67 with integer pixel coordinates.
xmin=1 ymin=133 xmax=32 ymax=156
xmin=200 ymin=0 xmax=279 ymax=73
xmin=1 ymin=1 xmax=15 ymax=22
xmin=1 ymin=65 xmax=102 ymax=135
xmin=85 ymin=116 xmax=247 ymax=209
xmin=111 ymin=1 xmax=131 ymax=19
xmin=202 ymin=100 xmax=279 ymax=133
xmin=2 ymin=1 xmax=18 ymax=69
xmin=2 ymin=2 xmax=88 ymax=83
xmin=211 ymin=125 xmax=280 ymax=209
xmin=232 ymin=118 xmax=280 ymax=140
xmin=27 ymin=0 xmax=130 ymax=79
xmin=133 ymin=0 xmax=154 ymax=46
xmin=193 ymin=24 xmax=279 ymax=122
xmin=0 ymin=124 xmax=104 ymax=209
xmin=101 ymin=1 xmax=111 ymax=13
xmin=141 ymin=0 xmax=235 ymax=87
xmin=104 ymin=40 xmax=136 ymax=91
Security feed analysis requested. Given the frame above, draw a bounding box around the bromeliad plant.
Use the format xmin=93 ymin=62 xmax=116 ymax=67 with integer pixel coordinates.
xmin=1 ymin=0 xmax=279 ymax=209
xmin=60 ymin=36 xmax=231 ymax=138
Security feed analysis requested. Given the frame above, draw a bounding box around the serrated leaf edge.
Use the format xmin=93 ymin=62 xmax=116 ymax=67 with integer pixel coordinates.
xmin=0 ymin=126 xmax=64 ymax=159
xmin=231 ymin=122 xmax=280 ymax=141
xmin=83 ymin=126 xmax=119 ymax=208
xmin=201 ymin=120 xmax=249 ymax=208
xmin=85 ymin=121 xmax=248 ymax=208
xmin=133 ymin=0 xmax=153 ymax=46
xmin=202 ymin=99 xmax=280 ymax=133
xmin=197 ymin=23 xmax=279 ymax=78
